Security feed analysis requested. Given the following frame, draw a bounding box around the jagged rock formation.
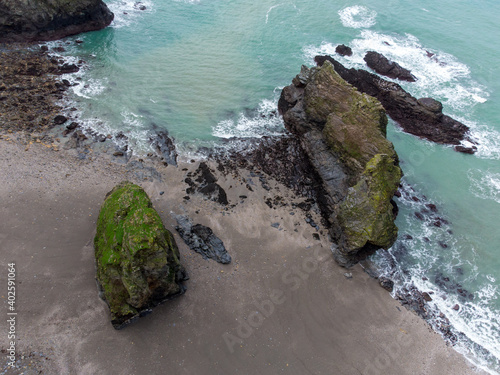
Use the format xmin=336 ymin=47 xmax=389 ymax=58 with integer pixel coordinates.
xmin=150 ymin=131 xmax=178 ymax=166
xmin=279 ymin=61 xmax=402 ymax=266
xmin=175 ymin=215 xmax=231 ymax=264
xmin=315 ymin=55 xmax=474 ymax=151
xmin=94 ymin=181 xmax=187 ymax=329
xmin=0 ymin=0 xmax=114 ymax=42
xmin=363 ymin=51 xmax=416 ymax=82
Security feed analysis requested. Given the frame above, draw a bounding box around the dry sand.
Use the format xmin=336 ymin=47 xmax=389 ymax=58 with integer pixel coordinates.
xmin=0 ymin=132 xmax=486 ymax=375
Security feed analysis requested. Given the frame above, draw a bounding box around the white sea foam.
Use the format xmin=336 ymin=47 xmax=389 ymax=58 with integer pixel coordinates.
xmin=467 ymin=124 xmax=500 ymax=160
xmin=338 ymin=6 xmax=377 ymax=29
xmin=107 ymin=0 xmax=154 ymax=29
xmin=374 ymin=180 xmax=500 ymax=374
xmin=212 ymin=98 xmax=285 ymax=139
xmin=71 ymin=78 xmax=107 ymax=99
xmin=304 ymin=30 xmax=489 ymax=112
xmin=468 ymin=170 xmax=500 ymax=204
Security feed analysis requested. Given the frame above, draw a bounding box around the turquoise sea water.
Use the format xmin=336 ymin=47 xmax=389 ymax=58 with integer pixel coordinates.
xmin=53 ymin=0 xmax=500 ymax=372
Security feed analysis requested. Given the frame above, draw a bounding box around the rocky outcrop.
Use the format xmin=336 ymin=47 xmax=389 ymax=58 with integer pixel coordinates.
xmin=175 ymin=215 xmax=231 ymax=264
xmin=363 ymin=51 xmax=416 ymax=82
xmin=0 ymin=0 xmax=114 ymax=42
xmin=279 ymin=61 xmax=402 ymax=266
xmin=335 ymin=44 xmax=353 ymax=57
xmin=94 ymin=181 xmax=187 ymax=329
xmin=150 ymin=131 xmax=178 ymax=166
xmin=314 ymin=55 xmax=473 ymax=150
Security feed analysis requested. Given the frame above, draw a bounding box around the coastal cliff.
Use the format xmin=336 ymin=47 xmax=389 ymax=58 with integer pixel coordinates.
xmin=0 ymin=0 xmax=113 ymax=42
xmin=279 ymin=61 xmax=402 ymax=267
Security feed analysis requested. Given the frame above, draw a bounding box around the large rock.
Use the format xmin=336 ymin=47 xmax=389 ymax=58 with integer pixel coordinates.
xmin=0 ymin=0 xmax=114 ymax=42
xmin=314 ymin=55 xmax=472 ymax=149
xmin=363 ymin=51 xmax=416 ymax=82
xmin=94 ymin=181 xmax=187 ymax=329
xmin=279 ymin=61 xmax=402 ymax=266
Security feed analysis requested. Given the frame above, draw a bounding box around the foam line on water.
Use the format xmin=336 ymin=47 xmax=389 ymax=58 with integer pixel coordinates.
xmin=371 ymin=180 xmax=500 ymax=374
xmin=212 ymin=96 xmax=285 ymax=140
xmin=468 ymin=169 xmax=500 ymax=204
xmin=338 ymin=6 xmax=377 ymax=29
xmin=106 ymin=0 xmax=154 ymax=29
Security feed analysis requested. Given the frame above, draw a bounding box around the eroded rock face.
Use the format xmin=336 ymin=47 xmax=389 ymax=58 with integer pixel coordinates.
xmin=279 ymin=61 xmax=402 ymax=266
xmin=94 ymin=181 xmax=187 ymax=329
xmin=0 ymin=0 xmax=114 ymax=42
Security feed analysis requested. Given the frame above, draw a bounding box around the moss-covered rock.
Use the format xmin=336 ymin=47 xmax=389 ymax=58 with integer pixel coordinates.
xmin=0 ymin=0 xmax=114 ymax=42
xmin=94 ymin=181 xmax=187 ymax=329
xmin=279 ymin=61 xmax=402 ymax=267
xmin=337 ymin=154 xmax=402 ymax=263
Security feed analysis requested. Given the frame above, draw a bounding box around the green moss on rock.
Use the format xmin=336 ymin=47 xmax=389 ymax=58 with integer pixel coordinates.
xmin=338 ymin=154 xmax=402 ymax=255
xmin=94 ymin=181 xmax=186 ymax=329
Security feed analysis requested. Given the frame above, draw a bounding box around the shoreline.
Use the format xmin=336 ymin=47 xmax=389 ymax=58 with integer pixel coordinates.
xmin=0 ymin=43 xmax=490 ymax=374
xmin=0 ymin=130 xmax=488 ymax=374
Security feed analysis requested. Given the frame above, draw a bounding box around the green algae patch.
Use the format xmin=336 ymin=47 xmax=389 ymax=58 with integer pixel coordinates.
xmin=94 ymin=181 xmax=186 ymax=329
xmin=338 ymin=154 xmax=402 ymax=255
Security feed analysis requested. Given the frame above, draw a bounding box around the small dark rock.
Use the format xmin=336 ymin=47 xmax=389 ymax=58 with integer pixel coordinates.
xmin=454 ymin=145 xmax=476 ymax=154
xmin=54 ymin=115 xmax=68 ymax=125
xmin=66 ymin=122 xmax=78 ymax=130
xmin=414 ymin=212 xmax=424 ymax=220
xmin=379 ymin=277 xmax=394 ymax=292
xmin=335 ymin=44 xmax=353 ymax=57
xmin=453 ymin=304 xmax=460 ymax=311
xmin=426 ymin=203 xmax=438 ymax=212
xmin=422 ymin=292 xmax=433 ymax=302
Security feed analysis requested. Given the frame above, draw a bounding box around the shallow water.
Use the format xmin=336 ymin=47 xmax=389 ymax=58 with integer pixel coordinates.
xmin=54 ymin=0 xmax=500 ymax=372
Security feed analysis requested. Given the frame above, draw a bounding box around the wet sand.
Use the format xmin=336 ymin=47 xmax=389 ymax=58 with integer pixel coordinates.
xmin=0 ymin=134 xmax=486 ymax=375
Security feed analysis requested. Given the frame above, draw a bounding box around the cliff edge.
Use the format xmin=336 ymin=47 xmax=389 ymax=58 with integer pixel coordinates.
xmin=0 ymin=0 xmax=114 ymax=42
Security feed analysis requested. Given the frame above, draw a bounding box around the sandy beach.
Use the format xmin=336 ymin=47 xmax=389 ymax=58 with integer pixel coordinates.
xmin=0 ymin=131 xmax=487 ymax=375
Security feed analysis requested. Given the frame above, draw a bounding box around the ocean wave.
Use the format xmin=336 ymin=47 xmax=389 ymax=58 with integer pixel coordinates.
xmin=107 ymin=0 xmax=154 ymax=29
xmin=212 ymin=98 xmax=285 ymax=139
xmin=338 ymin=6 xmax=377 ymax=29
xmin=468 ymin=169 xmax=500 ymax=204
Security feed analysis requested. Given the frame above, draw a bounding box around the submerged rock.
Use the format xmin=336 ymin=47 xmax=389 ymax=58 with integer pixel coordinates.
xmin=364 ymin=51 xmax=416 ymax=82
xmin=0 ymin=0 xmax=114 ymax=42
xmin=279 ymin=61 xmax=402 ymax=266
xmin=175 ymin=215 xmax=231 ymax=264
xmin=314 ymin=55 xmax=472 ymax=148
xmin=94 ymin=181 xmax=187 ymax=329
